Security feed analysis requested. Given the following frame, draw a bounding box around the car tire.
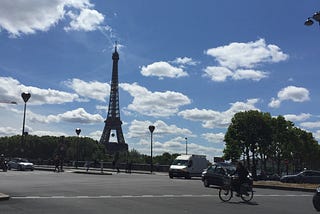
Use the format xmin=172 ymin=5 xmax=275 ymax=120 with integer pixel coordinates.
xmin=313 ymin=194 xmax=320 ymax=211
xmin=203 ymin=178 xmax=210 ymax=187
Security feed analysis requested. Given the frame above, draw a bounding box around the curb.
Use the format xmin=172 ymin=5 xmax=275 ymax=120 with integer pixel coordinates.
xmin=253 ymin=184 xmax=316 ymax=193
xmin=72 ymin=170 xmax=112 ymax=175
xmin=0 ymin=193 xmax=10 ymax=201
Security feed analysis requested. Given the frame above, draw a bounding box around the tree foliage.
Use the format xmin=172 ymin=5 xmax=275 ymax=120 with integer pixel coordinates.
xmin=0 ymin=135 xmax=179 ymax=165
xmin=224 ymin=110 xmax=320 ymax=176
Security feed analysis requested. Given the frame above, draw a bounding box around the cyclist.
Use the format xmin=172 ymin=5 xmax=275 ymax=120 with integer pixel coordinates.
xmin=232 ymin=162 xmax=249 ymax=196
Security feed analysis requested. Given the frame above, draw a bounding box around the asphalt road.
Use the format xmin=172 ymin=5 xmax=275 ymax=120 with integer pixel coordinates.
xmin=0 ymin=170 xmax=317 ymax=214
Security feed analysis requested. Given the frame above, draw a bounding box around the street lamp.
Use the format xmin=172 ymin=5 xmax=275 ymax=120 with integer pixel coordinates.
xmin=148 ymin=125 xmax=155 ymax=174
xmin=305 ymin=11 xmax=320 ymax=26
xmin=21 ymin=92 xmax=31 ymax=154
xmin=185 ymin=137 xmax=188 ymax=155
xmin=75 ymin=128 xmax=81 ymax=168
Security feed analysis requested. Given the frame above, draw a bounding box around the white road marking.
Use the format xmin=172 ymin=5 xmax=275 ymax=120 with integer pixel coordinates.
xmin=11 ymin=194 xmax=313 ymax=200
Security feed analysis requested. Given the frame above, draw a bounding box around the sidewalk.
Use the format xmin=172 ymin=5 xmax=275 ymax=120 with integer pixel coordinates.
xmin=253 ymin=180 xmax=317 ymax=193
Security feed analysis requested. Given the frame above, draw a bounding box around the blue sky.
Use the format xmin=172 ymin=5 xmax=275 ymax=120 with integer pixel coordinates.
xmin=0 ymin=0 xmax=320 ymax=161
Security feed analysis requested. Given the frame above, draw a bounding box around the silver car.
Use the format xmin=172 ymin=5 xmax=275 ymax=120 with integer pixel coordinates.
xmin=8 ymin=158 xmax=34 ymax=171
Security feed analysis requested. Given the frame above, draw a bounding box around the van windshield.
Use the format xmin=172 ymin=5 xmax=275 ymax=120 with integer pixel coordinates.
xmin=172 ymin=159 xmax=189 ymax=166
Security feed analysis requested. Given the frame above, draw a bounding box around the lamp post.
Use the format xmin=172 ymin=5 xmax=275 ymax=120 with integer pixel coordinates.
xmin=305 ymin=11 xmax=320 ymax=26
xmin=148 ymin=125 xmax=155 ymax=174
xmin=75 ymin=128 xmax=81 ymax=168
xmin=21 ymin=92 xmax=31 ymax=154
xmin=185 ymin=137 xmax=188 ymax=155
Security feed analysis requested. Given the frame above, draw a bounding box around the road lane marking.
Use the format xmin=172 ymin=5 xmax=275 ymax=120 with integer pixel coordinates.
xmin=11 ymin=194 xmax=313 ymax=200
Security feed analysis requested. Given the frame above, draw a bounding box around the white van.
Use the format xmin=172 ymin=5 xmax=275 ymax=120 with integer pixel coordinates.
xmin=168 ymin=154 xmax=209 ymax=179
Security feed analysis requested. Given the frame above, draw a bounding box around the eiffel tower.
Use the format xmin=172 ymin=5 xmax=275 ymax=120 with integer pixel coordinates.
xmin=100 ymin=44 xmax=128 ymax=153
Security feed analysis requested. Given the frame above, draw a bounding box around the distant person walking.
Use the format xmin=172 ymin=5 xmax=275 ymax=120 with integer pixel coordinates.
xmin=54 ymin=155 xmax=60 ymax=172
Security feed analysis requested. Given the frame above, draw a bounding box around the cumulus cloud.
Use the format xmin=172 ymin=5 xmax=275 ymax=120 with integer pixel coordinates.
xmin=31 ymin=130 xmax=68 ymax=137
xmin=29 ymin=108 xmax=104 ymax=124
xmin=203 ymin=66 xmax=233 ymax=82
xmin=313 ymin=130 xmax=320 ymax=140
xmin=65 ymin=78 xmax=109 ymax=102
xmin=206 ymin=38 xmax=288 ymax=70
xmin=283 ymin=113 xmax=311 ymax=122
xmin=300 ymin=121 xmax=320 ymax=129
xmin=0 ymin=76 xmax=79 ymax=105
xmin=141 ymin=61 xmax=188 ymax=79
xmin=120 ymin=82 xmax=191 ymax=117
xmin=202 ymin=132 xmax=225 ymax=144
xmin=204 ymin=67 xmax=268 ymax=82
xmin=0 ymin=126 xmax=19 ymax=136
xmin=232 ymin=69 xmax=268 ymax=81
xmin=132 ymin=137 xmax=222 ymax=160
xmin=64 ymin=8 xmax=104 ymax=32
xmin=268 ymin=86 xmax=310 ymax=108
xmin=204 ymin=38 xmax=288 ymax=82
xmin=0 ymin=0 xmax=105 ymax=37
xmin=178 ymin=99 xmax=259 ymax=128
xmin=127 ymin=120 xmax=193 ymax=139
xmin=171 ymin=57 xmax=198 ymax=66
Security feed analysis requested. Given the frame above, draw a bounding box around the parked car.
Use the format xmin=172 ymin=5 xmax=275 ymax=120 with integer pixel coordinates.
xmin=256 ymin=172 xmax=280 ymax=181
xmin=280 ymin=170 xmax=320 ymax=184
xmin=7 ymin=158 xmax=34 ymax=171
xmin=202 ymin=162 xmax=236 ymax=187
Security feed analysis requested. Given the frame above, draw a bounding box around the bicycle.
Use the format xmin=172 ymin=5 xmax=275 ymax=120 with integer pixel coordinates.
xmin=218 ymin=175 xmax=254 ymax=202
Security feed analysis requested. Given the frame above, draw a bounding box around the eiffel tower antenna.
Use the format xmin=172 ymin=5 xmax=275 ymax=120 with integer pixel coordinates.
xmin=99 ymin=42 xmax=128 ymax=153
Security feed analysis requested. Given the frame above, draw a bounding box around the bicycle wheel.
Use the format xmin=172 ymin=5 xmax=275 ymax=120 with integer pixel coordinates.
xmin=241 ymin=190 xmax=253 ymax=202
xmin=219 ymin=186 xmax=232 ymax=202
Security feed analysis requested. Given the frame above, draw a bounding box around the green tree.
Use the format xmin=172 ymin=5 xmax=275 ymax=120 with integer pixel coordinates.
xmin=224 ymin=110 xmax=272 ymax=177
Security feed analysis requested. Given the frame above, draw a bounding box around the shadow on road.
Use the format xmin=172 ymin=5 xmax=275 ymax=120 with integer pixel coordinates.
xmin=222 ymin=201 xmax=259 ymax=206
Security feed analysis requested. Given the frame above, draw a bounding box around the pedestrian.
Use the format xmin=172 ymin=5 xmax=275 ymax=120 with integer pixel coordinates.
xmin=85 ymin=160 xmax=90 ymax=172
xmin=116 ymin=160 xmax=120 ymax=173
xmin=54 ymin=155 xmax=60 ymax=172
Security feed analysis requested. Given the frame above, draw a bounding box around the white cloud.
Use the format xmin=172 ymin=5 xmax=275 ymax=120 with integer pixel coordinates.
xmin=0 ymin=126 xmax=19 ymax=136
xmin=141 ymin=61 xmax=188 ymax=79
xmin=31 ymin=130 xmax=67 ymax=137
xmin=313 ymin=130 xmax=320 ymax=140
xmin=202 ymin=133 xmax=225 ymax=144
xmin=88 ymin=130 xmax=102 ymax=141
xmin=127 ymin=120 xmax=193 ymax=139
xmin=65 ymin=78 xmax=109 ymax=102
xmin=300 ymin=121 xmax=320 ymax=129
xmin=178 ymin=99 xmax=259 ymax=128
xmin=120 ymin=82 xmax=191 ymax=117
xmin=204 ymin=67 xmax=268 ymax=82
xmin=0 ymin=76 xmax=79 ymax=105
xmin=203 ymin=66 xmax=233 ymax=82
xmin=204 ymin=39 xmax=287 ymax=82
xmin=0 ymin=0 xmax=105 ymax=37
xmin=172 ymin=57 xmax=198 ymax=66
xmin=131 ymin=137 xmax=223 ymax=160
xmin=206 ymin=38 xmax=288 ymax=70
xmin=28 ymin=108 xmax=104 ymax=124
xmin=268 ymin=86 xmax=310 ymax=108
xmin=232 ymin=69 xmax=268 ymax=81
xmin=283 ymin=113 xmax=311 ymax=122
xmin=64 ymin=8 xmax=104 ymax=32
